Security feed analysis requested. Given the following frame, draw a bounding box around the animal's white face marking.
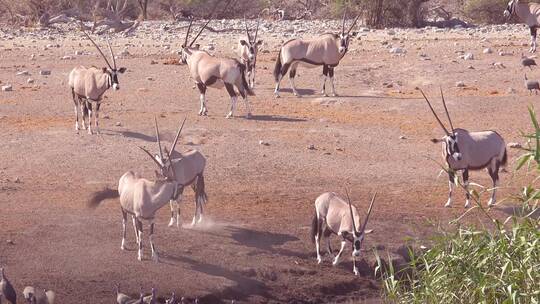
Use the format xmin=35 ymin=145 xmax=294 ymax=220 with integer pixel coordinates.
xmin=445 ymin=134 xmax=462 ymax=161
xmin=504 ymin=0 xmax=516 ymax=17
xmin=181 ymin=47 xmax=189 ymax=64
xmin=339 ymin=34 xmax=349 ymax=54
xmin=112 ymin=83 xmax=119 ymax=90
xmin=352 ymin=233 xmax=363 ymax=257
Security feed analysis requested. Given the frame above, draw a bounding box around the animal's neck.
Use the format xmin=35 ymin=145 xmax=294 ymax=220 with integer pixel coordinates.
xmin=516 ymin=2 xmax=534 ymax=20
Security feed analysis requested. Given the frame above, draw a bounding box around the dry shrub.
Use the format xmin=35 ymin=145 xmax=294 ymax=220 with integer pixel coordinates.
xmin=463 ymin=0 xmax=508 ymax=24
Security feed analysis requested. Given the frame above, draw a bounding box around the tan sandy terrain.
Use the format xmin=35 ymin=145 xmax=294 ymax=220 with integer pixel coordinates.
xmin=0 ymin=21 xmax=537 ymax=303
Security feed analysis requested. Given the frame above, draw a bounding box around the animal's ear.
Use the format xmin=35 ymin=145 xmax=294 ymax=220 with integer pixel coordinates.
xmin=239 ymin=39 xmax=247 ymax=46
xmin=364 ymin=229 xmax=374 ymax=235
xmin=154 ymin=170 xmax=161 ymax=178
xmin=118 ymin=67 xmax=127 ymax=73
xmin=256 ymin=40 xmax=263 ymax=46
xmin=194 ymin=43 xmax=200 ymax=49
xmin=431 ymin=138 xmax=442 ymax=143
xmin=102 ymin=67 xmax=108 ymax=73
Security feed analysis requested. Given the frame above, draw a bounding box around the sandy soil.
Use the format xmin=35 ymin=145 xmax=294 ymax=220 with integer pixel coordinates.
xmin=0 ymin=22 xmax=537 ymax=303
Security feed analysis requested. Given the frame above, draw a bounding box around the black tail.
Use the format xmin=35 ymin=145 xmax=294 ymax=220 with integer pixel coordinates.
xmin=273 ymin=49 xmax=282 ymax=82
xmin=191 ymin=174 xmax=208 ymax=206
xmin=239 ymin=63 xmax=255 ymax=96
xmin=88 ymin=188 xmax=119 ymax=209
xmin=310 ymin=212 xmax=319 ymax=244
xmin=501 ymin=148 xmax=508 ymax=167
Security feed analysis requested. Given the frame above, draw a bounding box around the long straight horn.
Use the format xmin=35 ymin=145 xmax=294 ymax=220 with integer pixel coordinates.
xmin=347 ymin=14 xmax=360 ymax=34
xmin=341 ymin=10 xmax=346 ymax=34
xmin=344 ymin=188 xmax=358 ymax=234
xmin=439 ymin=87 xmax=455 ymax=133
xmin=419 ymin=89 xmax=450 ymax=135
xmin=359 ymin=193 xmax=376 ymax=234
xmin=183 ymin=17 xmax=194 ymax=47
xmin=253 ymin=16 xmax=260 ymax=42
xmin=138 ymin=146 xmax=163 ymax=168
xmin=82 ymin=31 xmax=113 ymax=70
xmin=154 ymin=116 xmax=164 ymax=162
xmin=106 ymin=37 xmax=117 ymax=69
xmin=168 ymin=117 xmax=187 ymax=159
xmin=244 ymin=15 xmax=252 ymax=41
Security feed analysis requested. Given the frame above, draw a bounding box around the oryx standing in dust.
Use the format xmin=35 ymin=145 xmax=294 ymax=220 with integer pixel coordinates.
xmin=421 ymin=89 xmax=507 ymax=208
xmin=181 ymin=14 xmax=254 ymax=118
xmin=273 ymin=12 xmax=359 ymax=98
xmin=151 ymin=118 xmax=208 ymax=227
xmin=504 ymin=0 xmax=540 ymax=52
xmin=87 ymin=121 xmax=186 ymax=262
xmin=311 ymin=190 xmax=376 ymax=275
xmin=238 ymin=16 xmax=263 ymax=89
xmin=69 ymin=31 xmax=126 ymax=134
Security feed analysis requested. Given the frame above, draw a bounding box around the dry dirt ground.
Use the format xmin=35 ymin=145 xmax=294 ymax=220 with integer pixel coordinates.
xmin=0 ymin=22 xmax=537 ymax=303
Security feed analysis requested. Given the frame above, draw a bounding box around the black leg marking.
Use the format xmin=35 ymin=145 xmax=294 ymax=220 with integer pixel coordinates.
xmin=204 ymin=76 xmax=219 ymax=87
xmin=289 ymin=67 xmax=296 ymax=78
xmin=531 ymin=26 xmax=537 ymax=38
xmin=322 ymin=65 xmax=329 ymax=76
xmin=196 ymin=83 xmax=206 ymax=94
xmin=328 ymin=67 xmax=335 ymax=78
xmin=280 ymin=63 xmax=291 ymax=77
xmin=463 ymin=169 xmax=470 ymax=201
xmin=224 ymin=83 xmax=236 ymax=97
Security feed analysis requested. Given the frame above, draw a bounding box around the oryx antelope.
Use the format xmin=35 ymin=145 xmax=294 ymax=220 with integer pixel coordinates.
xmin=273 ymin=13 xmax=359 ymax=98
xmin=69 ymin=31 xmax=126 ymax=134
xmin=311 ymin=191 xmax=376 ymax=275
xmin=421 ymin=89 xmax=507 ymax=208
xmin=88 ymin=123 xmax=185 ymax=262
xmin=238 ymin=16 xmax=263 ymax=89
xmin=0 ymin=268 xmax=16 ymax=304
xmin=181 ymin=15 xmax=255 ymax=118
xmin=23 ymin=286 xmax=55 ymax=304
xmin=504 ymin=0 xmax=540 ymax=52
xmin=152 ymin=118 xmax=208 ymax=227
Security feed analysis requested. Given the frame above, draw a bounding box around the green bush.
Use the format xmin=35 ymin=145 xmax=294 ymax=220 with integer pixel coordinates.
xmin=376 ymin=107 xmax=540 ymax=304
xmin=463 ymin=0 xmax=508 ymax=24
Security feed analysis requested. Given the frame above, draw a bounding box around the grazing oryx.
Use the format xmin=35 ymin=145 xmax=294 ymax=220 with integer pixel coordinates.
xmin=421 ymin=89 xmax=507 ymax=208
xmin=69 ymin=31 xmax=126 ymax=134
xmin=151 ymin=118 xmax=208 ymax=227
xmin=273 ymin=12 xmax=359 ymax=98
xmin=311 ymin=191 xmax=376 ymax=275
xmin=504 ymin=0 xmax=540 ymax=52
xmin=23 ymin=286 xmax=55 ymax=304
xmin=238 ymin=16 xmax=263 ymax=89
xmin=0 ymin=268 xmax=16 ymax=304
xmin=88 ymin=123 xmax=185 ymax=262
xmin=181 ymin=15 xmax=255 ymax=118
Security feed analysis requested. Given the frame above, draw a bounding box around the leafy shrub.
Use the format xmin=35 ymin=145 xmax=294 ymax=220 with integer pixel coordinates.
xmin=463 ymin=0 xmax=508 ymax=24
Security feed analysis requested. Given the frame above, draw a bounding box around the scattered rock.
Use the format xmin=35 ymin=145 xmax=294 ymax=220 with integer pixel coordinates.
xmin=335 ymin=147 xmax=344 ymax=151
xmin=14 ymin=177 xmax=20 ymax=183
xmin=307 ymin=144 xmax=316 ymax=150
xmin=259 ymin=140 xmax=269 ymax=146
xmin=61 ymin=55 xmax=74 ymax=60
xmin=455 ymin=81 xmax=466 ymax=88
xmin=483 ymin=48 xmax=493 ymax=54
xmin=390 ymin=47 xmax=405 ymax=54
xmin=507 ymin=87 xmax=516 ymax=94
xmin=147 ymin=76 xmax=154 ymax=81
xmin=16 ymin=70 xmax=29 ymax=76
xmin=498 ymin=51 xmax=512 ymax=56
xmin=75 ymin=50 xmax=84 ymax=55
xmin=2 ymin=84 xmax=13 ymax=91
xmin=463 ymin=53 xmax=474 ymax=60
xmin=39 ymin=70 xmax=51 ymax=76
xmin=493 ymin=62 xmax=506 ymax=68
xmin=27 ymin=78 xmax=34 ymax=84
xmin=137 ymin=88 xmax=149 ymax=92
xmin=150 ymin=60 xmax=158 ymax=65
xmin=115 ymin=122 xmax=122 ymax=127
xmin=508 ymin=142 xmax=522 ymax=149
xmin=399 ymin=135 xmax=406 ymax=139
xmin=6 ymin=240 xmax=14 ymax=245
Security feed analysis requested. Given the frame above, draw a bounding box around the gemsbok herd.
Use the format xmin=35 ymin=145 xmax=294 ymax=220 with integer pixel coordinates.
xmin=4 ymin=2 xmax=535 ymax=303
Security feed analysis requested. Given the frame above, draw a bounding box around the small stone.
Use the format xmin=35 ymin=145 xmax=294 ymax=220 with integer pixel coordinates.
xmin=14 ymin=177 xmax=20 ymax=183
xmin=75 ymin=50 xmax=84 ymax=55
xmin=137 ymin=88 xmax=149 ymax=92
xmin=61 ymin=55 xmax=74 ymax=60
xmin=2 ymin=84 xmax=12 ymax=91
xmin=39 ymin=70 xmax=51 ymax=76
xmin=399 ymin=135 xmax=406 ymax=139
xmin=115 ymin=122 xmax=122 ymax=126
xmin=507 ymin=87 xmax=516 ymax=94
xmin=307 ymin=144 xmax=316 ymax=150
xmin=456 ymin=81 xmax=466 ymax=88
xmin=483 ymin=48 xmax=493 ymax=54
xmin=6 ymin=240 xmax=14 ymax=245
xmin=259 ymin=140 xmax=269 ymax=146
xmin=27 ymin=78 xmax=34 ymax=84
xmin=390 ymin=47 xmax=405 ymax=54
xmin=387 ymin=29 xmax=396 ymax=35
xmin=508 ymin=142 xmax=522 ymax=149
xmin=16 ymin=70 xmax=29 ymax=76
xmin=463 ymin=53 xmax=474 ymax=60
xmin=150 ymin=60 xmax=158 ymax=65
xmin=147 ymin=76 xmax=154 ymax=81
xmin=335 ymin=147 xmax=344 ymax=151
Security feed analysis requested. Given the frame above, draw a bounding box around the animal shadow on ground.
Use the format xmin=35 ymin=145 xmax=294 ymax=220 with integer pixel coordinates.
xmin=280 ymin=88 xmax=316 ymax=95
xmin=498 ymin=204 xmax=540 ymax=219
xmin=162 ymin=254 xmax=274 ymax=303
xmin=108 ymin=130 xmax=157 ymax=142
xmin=226 ymin=226 xmax=309 ymax=259
xmin=249 ymin=115 xmax=307 ymax=122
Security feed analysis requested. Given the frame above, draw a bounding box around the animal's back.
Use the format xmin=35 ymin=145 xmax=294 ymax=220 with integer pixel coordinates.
xmin=118 ymin=171 xmax=139 ymax=213
xmin=172 ymin=149 xmax=206 ymax=184
xmin=315 ymin=192 xmax=360 ymax=234
xmin=450 ymin=128 xmax=505 ymax=169
xmin=282 ymin=34 xmax=339 ymax=66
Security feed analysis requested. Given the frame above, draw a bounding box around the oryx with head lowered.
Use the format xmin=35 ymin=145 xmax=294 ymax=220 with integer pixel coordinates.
xmin=181 ymin=13 xmax=255 ymax=118
xmin=273 ymin=12 xmax=359 ymax=98
xmin=421 ymin=89 xmax=507 ymax=208
xmin=238 ymin=16 xmax=263 ymax=89
xmin=311 ymin=190 xmax=375 ymax=276
xmin=151 ymin=118 xmax=208 ymax=227
xmin=504 ymin=0 xmax=540 ymax=52
xmin=87 ymin=122 xmax=186 ymax=262
xmin=69 ymin=31 xmax=126 ymax=134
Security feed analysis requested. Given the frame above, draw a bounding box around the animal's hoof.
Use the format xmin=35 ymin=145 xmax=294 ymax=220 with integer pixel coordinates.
xmin=488 ymin=200 xmax=496 ymax=207
xmin=332 ymin=259 xmax=339 ymax=266
xmin=464 ymin=202 xmax=470 ymax=208
xmin=332 ymin=93 xmax=338 ymax=97
xmin=152 ymin=254 xmax=159 ymax=263
xmin=138 ymin=255 xmax=143 ymax=261
xmin=317 ymin=257 xmax=322 ymax=264
xmin=353 ymin=268 xmax=359 ymax=276
xmin=226 ymin=113 xmax=233 ymax=119
xmin=274 ymin=92 xmax=280 ymax=98
xmin=168 ymin=220 xmax=175 ymax=227
xmin=121 ymin=245 xmax=125 ymax=251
